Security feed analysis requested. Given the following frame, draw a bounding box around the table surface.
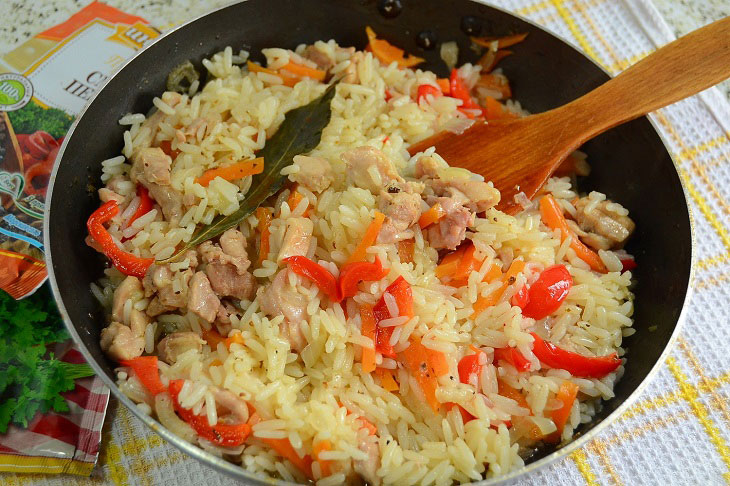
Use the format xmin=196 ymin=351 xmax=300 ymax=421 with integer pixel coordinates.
xmin=1 ymin=0 xmax=728 ymax=99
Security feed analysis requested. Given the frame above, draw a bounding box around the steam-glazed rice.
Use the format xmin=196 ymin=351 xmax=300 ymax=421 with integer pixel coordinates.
xmin=90 ymin=38 xmax=635 ymax=485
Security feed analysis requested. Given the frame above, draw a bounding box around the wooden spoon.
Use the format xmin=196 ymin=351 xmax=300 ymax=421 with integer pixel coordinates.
xmin=408 ymin=16 xmax=730 ymax=214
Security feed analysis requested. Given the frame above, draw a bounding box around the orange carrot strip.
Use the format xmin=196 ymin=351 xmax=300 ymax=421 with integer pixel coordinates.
xmin=539 ymin=194 xmax=608 ymax=273
xmin=346 ymin=211 xmax=386 ymax=264
xmin=471 ymin=260 xmax=526 ymax=317
xmin=285 ymin=185 xmax=310 ymax=217
xmin=247 ymin=61 xmax=298 ymax=86
xmin=195 ymin=157 xmax=264 ymax=187
xmin=360 ymin=304 xmax=377 ymax=373
xmin=435 ymin=246 xmax=466 ymax=279
xmin=452 ymin=243 xmax=479 ymax=284
xmin=256 ymin=207 xmax=273 ymax=266
xmin=436 ymin=78 xmax=450 ymax=94
xmin=400 ymin=337 xmax=443 ymax=412
xmin=547 ymin=381 xmax=580 ymax=443
xmin=429 ymin=351 xmax=449 ymax=378
xmin=397 ymin=239 xmax=415 ymax=264
xmin=377 ymin=368 xmax=399 ymax=392
xmin=477 ymin=73 xmax=512 ymax=99
xmin=498 ymin=379 xmax=542 ymax=440
xmin=248 ymin=413 xmax=312 ymax=478
xmin=280 ymin=61 xmax=326 ymax=81
xmin=366 ymin=26 xmax=424 ymax=68
xmin=224 ymin=332 xmax=245 ymax=348
xmin=483 ymin=263 xmax=502 ymax=283
xmin=313 ymin=440 xmax=333 ymax=477
xmin=418 ymin=202 xmax=446 ymax=229
xmin=202 ymin=328 xmax=227 ymax=350
xmin=483 ymin=96 xmax=517 ymax=120
xmin=471 ymin=32 xmax=528 ymax=49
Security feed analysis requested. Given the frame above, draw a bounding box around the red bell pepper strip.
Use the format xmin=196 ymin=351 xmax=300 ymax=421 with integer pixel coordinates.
xmin=373 ymin=276 xmax=414 ymax=358
xmin=449 ymin=69 xmax=483 ymax=117
xmin=511 ymin=284 xmax=530 ymax=309
xmin=282 ymin=256 xmax=340 ymax=302
xmin=338 ymin=257 xmax=389 ymax=300
xmin=417 ymin=84 xmax=442 ymax=103
xmin=530 ymin=332 xmax=621 ymax=378
xmin=620 ymin=257 xmax=637 ymax=272
xmin=127 ymin=186 xmax=154 ymax=227
xmin=458 ymin=352 xmax=482 ymax=386
xmin=87 ymin=201 xmax=154 ymax=278
xmin=520 ymin=265 xmax=573 ymax=320
xmin=493 ymin=347 xmax=531 ymax=372
xmin=168 ymin=380 xmax=251 ymax=447
xmin=119 ymin=356 xmax=165 ymax=395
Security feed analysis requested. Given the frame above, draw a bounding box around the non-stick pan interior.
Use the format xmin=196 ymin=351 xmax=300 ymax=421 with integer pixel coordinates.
xmin=46 ymin=0 xmax=691 ymax=479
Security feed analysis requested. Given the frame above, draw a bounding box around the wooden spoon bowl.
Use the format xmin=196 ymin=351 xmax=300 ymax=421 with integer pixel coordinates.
xmin=409 ymin=16 xmax=730 ymax=214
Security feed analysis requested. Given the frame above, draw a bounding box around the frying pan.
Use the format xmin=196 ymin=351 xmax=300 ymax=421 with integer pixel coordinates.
xmin=44 ymin=0 xmax=693 ymax=483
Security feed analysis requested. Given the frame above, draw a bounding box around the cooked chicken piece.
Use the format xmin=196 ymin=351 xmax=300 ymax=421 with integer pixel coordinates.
xmin=424 ymin=197 xmax=474 ymax=250
xmin=198 ymin=230 xmax=257 ymax=300
xmin=343 ymin=52 xmax=364 ymax=84
xmin=354 ymin=435 xmax=381 ymax=486
xmin=101 ymin=306 xmax=148 ymax=361
xmin=291 ymin=155 xmax=333 ymax=193
xmin=303 ymin=45 xmax=334 ymax=71
xmin=101 ymin=322 xmax=145 ymax=361
xmin=277 ymin=218 xmax=313 ymax=262
xmin=214 ymin=302 xmax=239 ymax=331
xmin=415 ymin=156 xmax=499 ymax=213
xmin=377 ymin=190 xmax=422 ymax=243
xmin=157 ymin=332 xmax=204 ymax=364
xmin=206 ymin=263 xmax=257 ymax=300
xmin=219 ymin=228 xmax=247 ymax=257
xmin=188 ymin=271 xmax=221 ymax=322
xmin=134 ymin=147 xmax=172 ymax=186
xmin=181 ymin=117 xmax=208 ymax=141
xmin=341 ymin=146 xmax=403 ymax=194
xmin=146 ymin=296 xmax=174 ymax=317
xmin=98 ymin=187 xmax=124 ymax=204
xmin=429 ymin=179 xmax=500 ymax=213
xmin=259 ymin=269 xmax=308 ymax=352
xmin=112 ymin=276 xmax=143 ymax=322
xmin=213 ymin=388 xmax=250 ymax=423
xmin=199 ymin=232 xmax=251 ymax=275
xmin=146 ymin=182 xmax=183 ymax=223
xmin=574 ymin=197 xmax=635 ymax=250
xmin=413 ymin=155 xmax=440 ymax=179
xmin=148 ymin=268 xmax=192 ymax=309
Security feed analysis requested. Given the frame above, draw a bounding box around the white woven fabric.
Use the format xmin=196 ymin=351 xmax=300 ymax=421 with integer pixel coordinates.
xmin=3 ymin=1 xmax=729 ymax=485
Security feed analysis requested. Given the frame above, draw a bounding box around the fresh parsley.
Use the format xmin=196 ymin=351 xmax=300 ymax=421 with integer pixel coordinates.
xmin=0 ymin=285 xmax=95 ymax=433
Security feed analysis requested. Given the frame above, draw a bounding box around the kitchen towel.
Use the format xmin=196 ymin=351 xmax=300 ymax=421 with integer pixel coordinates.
xmin=2 ymin=0 xmax=729 ymax=484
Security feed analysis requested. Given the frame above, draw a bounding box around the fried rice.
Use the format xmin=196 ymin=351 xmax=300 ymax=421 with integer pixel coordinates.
xmin=88 ymin=37 xmax=636 ymax=485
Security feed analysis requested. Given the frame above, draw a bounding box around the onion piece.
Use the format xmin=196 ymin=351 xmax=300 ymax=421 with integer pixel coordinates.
xmin=442 ymin=116 xmax=475 ymax=135
xmin=154 ymin=392 xmax=197 ymax=443
xmin=440 ymin=41 xmax=459 ymax=70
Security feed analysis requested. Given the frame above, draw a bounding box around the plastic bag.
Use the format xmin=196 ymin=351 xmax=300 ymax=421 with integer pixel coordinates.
xmin=0 ymin=1 xmax=160 ymax=475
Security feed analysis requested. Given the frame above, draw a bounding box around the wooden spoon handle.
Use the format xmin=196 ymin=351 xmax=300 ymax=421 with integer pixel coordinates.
xmin=558 ymin=16 xmax=730 ymax=135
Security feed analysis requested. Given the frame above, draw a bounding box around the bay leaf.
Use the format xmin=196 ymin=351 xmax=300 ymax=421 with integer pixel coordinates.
xmin=159 ymin=80 xmax=338 ymax=263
